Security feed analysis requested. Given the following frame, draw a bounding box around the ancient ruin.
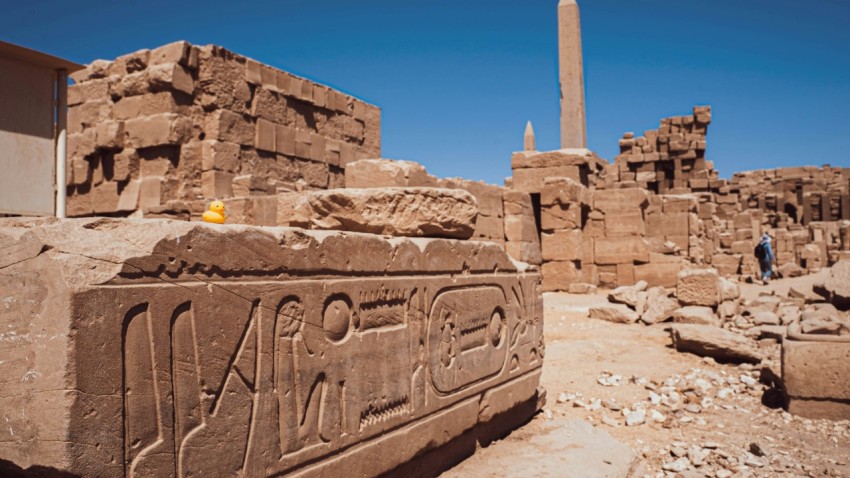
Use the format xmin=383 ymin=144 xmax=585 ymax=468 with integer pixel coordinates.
xmin=1 ymin=0 xmax=849 ymax=476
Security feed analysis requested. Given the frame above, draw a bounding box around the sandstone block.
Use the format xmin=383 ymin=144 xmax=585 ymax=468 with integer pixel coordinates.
xmin=201 ymin=171 xmax=235 ymax=199
xmin=541 ymin=260 xmax=580 ymax=292
xmin=505 ymin=241 xmax=542 ymax=266
xmin=94 ymin=121 xmax=125 ymax=150
xmin=594 ymin=236 xmax=650 ymax=265
xmin=672 ymin=306 xmax=720 ymax=326
xmin=814 ymin=260 xmax=850 ymax=310
xmin=344 ymin=159 xmax=436 ymax=189
xmin=125 ymin=113 xmax=192 ymax=149
xmin=589 ymin=305 xmax=639 ymax=324
xmin=635 ymin=254 xmax=686 ymax=288
xmin=541 ymin=230 xmax=582 ymax=261
xmin=113 ymin=91 xmax=187 ymax=120
xmin=782 ymin=340 xmax=850 ymax=419
xmin=541 ymin=204 xmax=580 ymax=231
xmin=290 ymin=188 xmax=478 ymax=239
xmin=150 ymin=41 xmax=194 ymax=68
xmin=604 ymin=209 xmax=645 ymax=237
xmin=670 ymin=324 xmax=762 ymax=364
xmin=513 ymin=166 xmax=580 ymax=194
xmin=641 ymin=287 xmax=678 ymax=324
xmin=592 ymin=188 xmax=649 ymax=213
xmin=0 ymin=218 xmax=541 ymax=477
xmin=676 ymin=268 xmax=721 ymax=307
xmin=504 ymin=214 xmax=538 ymax=244
xmin=207 ymin=109 xmax=254 ymax=145
xmin=201 ymin=140 xmax=240 ymax=172
xmin=148 ymin=62 xmax=194 ymax=95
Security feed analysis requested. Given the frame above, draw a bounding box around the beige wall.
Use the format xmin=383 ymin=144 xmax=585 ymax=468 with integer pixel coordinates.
xmin=0 ymin=56 xmax=56 ymax=215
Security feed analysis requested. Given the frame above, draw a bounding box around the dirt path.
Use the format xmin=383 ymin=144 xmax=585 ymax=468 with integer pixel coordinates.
xmin=442 ymin=274 xmax=850 ymax=477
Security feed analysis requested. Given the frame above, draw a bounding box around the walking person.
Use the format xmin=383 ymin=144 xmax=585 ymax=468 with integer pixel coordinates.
xmin=755 ymin=232 xmax=775 ymax=285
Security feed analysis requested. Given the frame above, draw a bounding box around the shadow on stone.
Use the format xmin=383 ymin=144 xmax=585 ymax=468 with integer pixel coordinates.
xmin=0 ymin=460 xmax=79 ymax=478
xmin=380 ymin=394 xmax=540 ymax=478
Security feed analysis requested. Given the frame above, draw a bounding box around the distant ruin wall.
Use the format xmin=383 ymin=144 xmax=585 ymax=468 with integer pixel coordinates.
xmin=0 ymin=218 xmax=542 ymax=477
xmin=65 ymin=41 xmax=381 ymax=219
xmin=516 ymin=106 xmax=850 ymax=291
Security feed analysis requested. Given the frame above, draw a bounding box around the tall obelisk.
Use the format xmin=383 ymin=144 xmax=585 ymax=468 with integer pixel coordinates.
xmin=558 ymin=0 xmax=587 ymax=149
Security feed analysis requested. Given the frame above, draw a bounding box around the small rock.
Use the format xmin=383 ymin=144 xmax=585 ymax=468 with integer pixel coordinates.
xmin=650 ymin=410 xmax=666 ymax=423
xmin=661 ymin=457 xmax=690 ymax=472
xmin=749 ymin=442 xmax=769 ymax=457
xmin=557 ymin=392 xmax=569 ymax=404
xmin=688 ymin=445 xmax=709 ymax=466
xmin=684 ymin=404 xmax=702 ymax=414
xmin=670 ymin=446 xmax=687 ymax=458
xmin=600 ymin=415 xmax=620 ymax=427
xmin=589 ymin=305 xmax=639 ymax=324
xmin=625 ymin=410 xmax=646 ymax=426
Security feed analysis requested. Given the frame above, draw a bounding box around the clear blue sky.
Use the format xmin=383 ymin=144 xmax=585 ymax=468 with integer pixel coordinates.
xmin=3 ymin=0 xmax=849 ymax=185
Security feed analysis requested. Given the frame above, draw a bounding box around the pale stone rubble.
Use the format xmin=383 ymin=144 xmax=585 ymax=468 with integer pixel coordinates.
xmin=588 ymin=262 xmax=850 ymax=421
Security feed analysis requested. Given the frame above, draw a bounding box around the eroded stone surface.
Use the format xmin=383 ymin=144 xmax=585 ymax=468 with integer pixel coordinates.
xmin=670 ymin=324 xmax=762 ymax=364
xmin=289 ymin=187 xmax=479 ymax=239
xmin=0 ymin=217 xmax=542 ymax=477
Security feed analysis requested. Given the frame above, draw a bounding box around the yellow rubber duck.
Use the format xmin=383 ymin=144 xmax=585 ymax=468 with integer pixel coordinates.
xmin=202 ymin=200 xmax=226 ymax=224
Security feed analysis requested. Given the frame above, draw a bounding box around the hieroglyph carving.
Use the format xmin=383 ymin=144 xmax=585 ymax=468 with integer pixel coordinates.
xmin=106 ymin=274 xmax=541 ymax=477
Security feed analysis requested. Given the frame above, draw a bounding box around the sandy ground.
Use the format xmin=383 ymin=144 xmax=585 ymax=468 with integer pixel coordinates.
xmin=442 ymin=273 xmax=850 ymax=478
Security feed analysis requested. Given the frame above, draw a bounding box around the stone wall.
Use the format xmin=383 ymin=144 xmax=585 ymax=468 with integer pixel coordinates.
xmin=0 ymin=217 xmax=543 ymax=477
xmin=516 ymin=106 xmax=850 ymax=291
xmin=65 ymin=41 xmax=381 ymax=219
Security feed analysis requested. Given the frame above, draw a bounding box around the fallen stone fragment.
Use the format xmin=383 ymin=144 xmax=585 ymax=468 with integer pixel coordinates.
xmin=814 ymin=260 xmax=850 ymax=310
xmin=608 ymin=280 xmax=648 ymax=310
xmin=670 ymin=324 xmax=763 ymax=364
xmin=751 ymin=310 xmax=780 ymax=326
xmin=588 ymin=305 xmax=639 ymax=324
xmin=778 ymin=262 xmax=804 ymax=278
xmin=625 ymin=410 xmax=646 ymax=426
xmin=290 ymin=187 xmax=479 ymax=239
xmin=788 ymin=285 xmax=824 ymax=304
xmin=719 ymin=276 xmax=741 ymax=301
xmin=672 ymin=306 xmax=720 ymax=326
xmin=641 ymin=287 xmax=679 ymax=324
xmin=568 ymin=282 xmax=597 ymax=294
xmin=661 ymin=457 xmax=690 ymax=472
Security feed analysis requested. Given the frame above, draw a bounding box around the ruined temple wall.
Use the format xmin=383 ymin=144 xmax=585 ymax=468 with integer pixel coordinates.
xmin=0 ymin=217 xmax=543 ymax=477
xmin=64 ymin=41 xmax=381 ymax=219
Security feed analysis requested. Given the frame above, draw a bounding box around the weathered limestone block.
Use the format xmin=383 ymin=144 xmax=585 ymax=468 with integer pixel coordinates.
xmin=672 ymin=306 xmax=720 ymax=326
xmin=594 ymin=236 xmax=650 ymax=265
xmin=814 ymin=260 xmax=850 ymax=310
xmin=592 ymin=188 xmax=649 ymax=213
xmin=676 ymin=268 xmax=721 ymax=307
xmin=782 ymin=339 xmax=850 ymax=419
xmin=289 ymin=188 xmax=478 ymax=239
xmin=589 ymin=305 xmax=639 ymax=324
xmin=670 ymin=324 xmax=762 ymax=364
xmin=0 ymin=218 xmax=543 ymax=477
xmin=344 ymin=159 xmax=438 ymax=189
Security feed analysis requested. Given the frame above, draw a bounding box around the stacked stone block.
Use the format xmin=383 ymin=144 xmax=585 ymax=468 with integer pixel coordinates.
xmin=612 ymin=106 xmax=717 ymax=194
xmin=65 ymin=41 xmax=380 ymax=219
xmin=343 ymin=159 xmax=507 ymax=245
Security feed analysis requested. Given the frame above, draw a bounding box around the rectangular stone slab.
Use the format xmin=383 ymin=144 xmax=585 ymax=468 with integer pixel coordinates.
xmin=782 ymin=339 xmax=850 ymax=420
xmin=0 ymin=217 xmax=543 ymax=477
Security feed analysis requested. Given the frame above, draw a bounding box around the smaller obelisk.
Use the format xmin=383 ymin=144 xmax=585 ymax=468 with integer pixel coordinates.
xmin=524 ymin=121 xmax=536 ymax=151
xmin=558 ymin=0 xmax=587 ymax=149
